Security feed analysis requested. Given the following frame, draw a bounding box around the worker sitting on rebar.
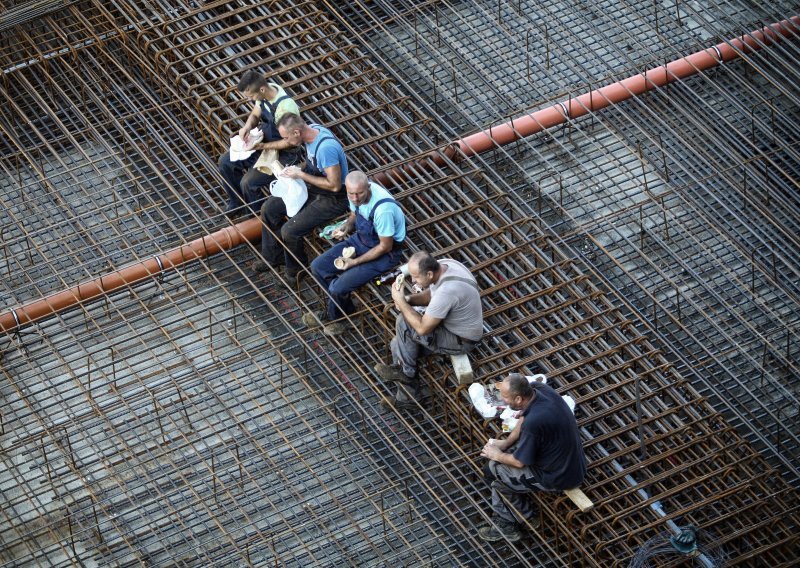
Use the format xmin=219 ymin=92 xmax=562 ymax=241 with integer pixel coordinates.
xmin=254 ymin=113 xmax=349 ymax=281
xmin=218 ymin=71 xmax=302 ymax=219
xmin=478 ymin=374 xmax=586 ymax=543
xmin=301 ymin=171 xmax=407 ymax=336
xmin=375 ymin=251 xmax=483 ymax=408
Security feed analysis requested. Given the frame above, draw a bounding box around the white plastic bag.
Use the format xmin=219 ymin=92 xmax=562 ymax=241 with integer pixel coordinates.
xmin=229 ymin=127 xmax=264 ymax=161
xmin=468 ymin=383 xmax=499 ymax=418
xmin=269 ymin=177 xmax=308 ymax=217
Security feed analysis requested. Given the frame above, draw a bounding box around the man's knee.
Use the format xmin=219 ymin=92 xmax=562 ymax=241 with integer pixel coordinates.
xmin=483 ymin=462 xmax=496 ymax=482
xmin=328 ymin=277 xmax=352 ymax=298
xmin=261 ymin=199 xmax=285 ymax=225
xmin=280 ymin=221 xmax=303 ymax=244
xmin=310 ymin=254 xmax=327 ymax=279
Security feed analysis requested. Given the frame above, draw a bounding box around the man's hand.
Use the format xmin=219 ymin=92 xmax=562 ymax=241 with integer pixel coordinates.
xmin=338 ymin=258 xmax=356 ymax=270
xmin=480 ymin=443 xmax=505 ymax=461
xmin=485 ymin=438 xmax=511 ymax=452
xmin=280 ymin=165 xmax=302 ymax=179
xmin=239 ymin=125 xmax=250 ymax=141
xmin=391 ymin=280 xmax=406 ymax=306
xmin=331 ymin=227 xmax=349 ymax=240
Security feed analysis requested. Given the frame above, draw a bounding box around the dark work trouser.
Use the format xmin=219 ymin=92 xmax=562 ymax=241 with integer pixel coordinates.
xmin=260 ymin=193 xmax=348 ymax=270
xmin=218 ymin=151 xmax=274 ymax=214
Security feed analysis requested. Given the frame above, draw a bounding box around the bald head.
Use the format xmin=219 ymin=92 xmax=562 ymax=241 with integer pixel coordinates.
xmin=345 ymin=170 xmax=371 ymax=206
xmin=345 ymin=170 xmax=369 ymax=189
xmin=409 ymin=250 xmax=439 ymax=275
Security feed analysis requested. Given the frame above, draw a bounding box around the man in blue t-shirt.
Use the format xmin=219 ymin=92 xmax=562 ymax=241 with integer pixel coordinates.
xmin=478 ymin=373 xmax=587 ymax=543
xmin=303 ymin=171 xmax=406 ymax=336
xmin=254 ymin=114 xmax=349 ymax=281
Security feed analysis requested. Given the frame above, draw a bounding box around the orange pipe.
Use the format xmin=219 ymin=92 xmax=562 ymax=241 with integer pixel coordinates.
xmin=374 ymin=16 xmax=800 ymax=185
xmin=0 ymin=218 xmax=262 ymax=333
xmin=2 ymin=17 xmax=798 ymax=334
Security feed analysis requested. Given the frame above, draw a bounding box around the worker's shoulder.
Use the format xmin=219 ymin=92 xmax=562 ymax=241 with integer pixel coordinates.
xmin=370 ymin=186 xmax=400 ymax=211
xmin=440 ymin=260 xmax=478 ymax=284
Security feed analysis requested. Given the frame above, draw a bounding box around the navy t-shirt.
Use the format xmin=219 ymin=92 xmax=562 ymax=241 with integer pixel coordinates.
xmin=513 ymin=383 xmax=587 ymax=489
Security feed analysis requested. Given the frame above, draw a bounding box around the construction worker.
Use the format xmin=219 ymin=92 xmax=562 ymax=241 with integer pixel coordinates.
xmin=217 ymin=70 xmax=301 ymax=218
xmin=478 ymin=374 xmax=586 ymax=543
xmin=254 ymin=113 xmax=349 ymax=281
xmin=303 ymin=171 xmax=406 ymax=336
xmin=376 ymin=251 xmax=483 ymax=408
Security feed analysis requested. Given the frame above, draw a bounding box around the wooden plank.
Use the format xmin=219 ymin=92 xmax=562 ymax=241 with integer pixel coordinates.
xmin=450 ymin=353 xmax=473 ymax=384
xmin=564 ymin=487 xmax=594 ymax=512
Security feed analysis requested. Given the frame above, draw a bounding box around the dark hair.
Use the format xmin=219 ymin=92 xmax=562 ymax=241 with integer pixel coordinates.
xmin=412 ymin=251 xmax=440 ymax=275
xmin=276 ymin=113 xmax=304 ymax=131
xmin=237 ymin=70 xmax=268 ymax=92
xmin=505 ymin=373 xmax=533 ymax=398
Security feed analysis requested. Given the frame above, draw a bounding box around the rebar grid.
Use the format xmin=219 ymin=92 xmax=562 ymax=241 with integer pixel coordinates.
xmin=0 ymin=0 xmax=798 ymax=566
xmin=333 ymin=0 xmax=800 ymax=482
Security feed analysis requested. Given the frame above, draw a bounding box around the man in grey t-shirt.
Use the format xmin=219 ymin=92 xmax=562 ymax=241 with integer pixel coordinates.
xmin=375 ymin=250 xmax=483 ymax=408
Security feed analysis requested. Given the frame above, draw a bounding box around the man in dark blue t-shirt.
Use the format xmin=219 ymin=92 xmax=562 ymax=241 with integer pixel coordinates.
xmin=478 ymin=373 xmax=586 ymax=542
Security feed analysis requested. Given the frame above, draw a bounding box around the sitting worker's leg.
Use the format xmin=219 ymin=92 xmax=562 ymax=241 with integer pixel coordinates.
xmin=218 ymin=152 xmax=258 ymax=215
xmin=303 ymin=242 xmax=348 ymax=329
xmin=280 ymin=195 xmax=347 ymax=277
xmin=257 ymin=197 xmax=289 ymax=270
xmin=309 ymin=241 xmax=349 ymax=295
xmin=376 ymin=315 xmax=428 ymax=407
xmin=326 ymin=246 xmax=400 ymax=322
xmin=239 ymin=167 xmax=275 ymax=215
xmin=390 ymin=314 xmax=424 ymax=380
xmin=478 ymin=460 xmax=543 ymax=542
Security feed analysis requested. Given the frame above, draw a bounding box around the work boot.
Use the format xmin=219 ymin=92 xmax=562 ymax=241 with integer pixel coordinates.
xmin=374 ymin=363 xmax=414 ymax=385
xmin=284 ymin=266 xmax=302 ymax=282
xmin=380 ymin=385 xmax=420 ymax=410
xmin=322 ymin=319 xmax=349 ymax=337
xmin=301 ymin=311 xmax=326 ymax=329
xmin=252 ymin=259 xmax=283 ymax=274
xmin=477 ymin=518 xmax=522 ymax=543
xmin=380 ymin=393 xmax=417 ymax=410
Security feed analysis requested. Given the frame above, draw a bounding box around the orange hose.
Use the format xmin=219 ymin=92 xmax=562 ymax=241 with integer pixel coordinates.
xmin=374 ymin=16 xmax=800 ymax=186
xmin=0 ymin=218 xmax=261 ymax=333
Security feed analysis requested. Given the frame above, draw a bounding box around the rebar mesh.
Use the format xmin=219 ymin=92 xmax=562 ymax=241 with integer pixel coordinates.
xmin=1 ymin=0 xmax=798 ymax=566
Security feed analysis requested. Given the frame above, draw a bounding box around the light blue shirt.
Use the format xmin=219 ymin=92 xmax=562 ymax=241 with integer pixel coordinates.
xmin=352 ymin=182 xmax=406 ymax=242
xmin=306 ymin=124 xmax=348 ymax=188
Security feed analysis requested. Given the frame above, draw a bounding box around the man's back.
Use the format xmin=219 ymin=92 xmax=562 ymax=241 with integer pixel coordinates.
xmin=426 ymin=260 xmax=483 ymax=342
xmin=516 ymin=383 xmax=586 ymax=489
xmin=304 ymin=124 xmax=348 ymax=193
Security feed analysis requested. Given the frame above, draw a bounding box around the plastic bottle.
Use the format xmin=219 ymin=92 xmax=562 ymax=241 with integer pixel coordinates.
xmin=375 ymin=263 xmax=409 ymax=285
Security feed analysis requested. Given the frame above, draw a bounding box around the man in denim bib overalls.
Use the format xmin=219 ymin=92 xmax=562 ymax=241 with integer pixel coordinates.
xmin=304 ymin=171 xmax=406 ymax=336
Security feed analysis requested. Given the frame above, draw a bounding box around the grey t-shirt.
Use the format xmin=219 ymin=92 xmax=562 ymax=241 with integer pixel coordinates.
xmin=426 ymin=260 xmax=483 ymax=341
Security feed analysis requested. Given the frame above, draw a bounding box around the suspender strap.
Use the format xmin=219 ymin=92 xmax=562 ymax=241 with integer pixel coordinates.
xmin=312 ymin=134 xmax=335 ymax=166
xmin=438 ymin=275 xmax=479 ymax=290
xmin=261 ymin=94 xmax=289 ymax=118
xmin=366 ymin=197 xmax=400 ymax=222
